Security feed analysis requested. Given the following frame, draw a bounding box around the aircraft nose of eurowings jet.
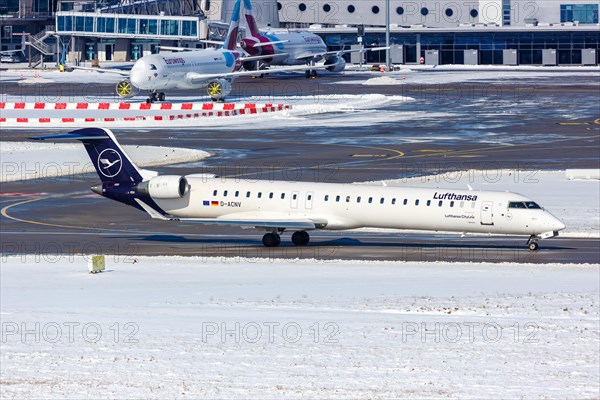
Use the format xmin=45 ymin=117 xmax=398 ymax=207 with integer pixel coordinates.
xmin=129 ymin=59 xmax=146 ymax=88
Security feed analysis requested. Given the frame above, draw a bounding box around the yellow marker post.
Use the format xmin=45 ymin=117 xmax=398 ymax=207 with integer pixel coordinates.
xmin=88 ymin=255 xmax=106 ymax=274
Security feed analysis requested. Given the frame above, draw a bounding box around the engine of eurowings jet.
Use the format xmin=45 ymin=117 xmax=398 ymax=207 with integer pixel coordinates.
xmin=325 ymin=55 xmax=347 ymax=72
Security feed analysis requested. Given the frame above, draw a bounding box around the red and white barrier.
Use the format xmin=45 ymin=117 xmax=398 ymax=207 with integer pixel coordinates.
xmin=0 ymin=104 xmax=291 ymax=125
xmin=0 ymin=102 xmax=287 ymax=111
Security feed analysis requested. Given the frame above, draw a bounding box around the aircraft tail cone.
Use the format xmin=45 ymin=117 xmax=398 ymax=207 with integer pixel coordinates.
xmin=91 ymin=184 xmax=103 ymax=195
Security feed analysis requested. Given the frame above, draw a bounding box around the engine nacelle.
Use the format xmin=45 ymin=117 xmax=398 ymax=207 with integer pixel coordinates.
xmin=136 ymin=175 xmax=189 ymax=199
xmin=324 ymin=56 xmax=346 ymax=72
xmin=115 ymin=79 xmax=139 ymax=99
xmin=206 ymin=79 xmax=232 ymax=101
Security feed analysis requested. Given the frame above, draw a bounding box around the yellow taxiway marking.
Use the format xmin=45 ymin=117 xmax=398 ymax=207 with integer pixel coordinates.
xmin=414 ymin=149 xmax=453 ymax=153
xmin=558 ymin=122 xmax=590 ymax=125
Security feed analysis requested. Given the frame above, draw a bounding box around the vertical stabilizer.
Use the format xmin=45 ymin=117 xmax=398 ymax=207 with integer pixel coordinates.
xmin=223 ymin=0 xmax=242 ymax=50
xmin=242 ymin=0 xmax=261 ymax=37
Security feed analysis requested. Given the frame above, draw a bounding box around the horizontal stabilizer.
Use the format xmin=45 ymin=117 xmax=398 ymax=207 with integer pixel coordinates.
xmin=252 ymin=40 xmax=289 ymax=47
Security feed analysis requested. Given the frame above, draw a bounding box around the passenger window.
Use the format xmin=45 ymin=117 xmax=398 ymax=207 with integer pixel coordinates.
xmin=346 ymin=196 xmax=351 ymax=203
xmin=368 ymin=197 xmax=373 ymax=204
xmin=380 ymin=198 xmax=385 ymax=204
xmin=438 ymin=201 xmax=443 ymax=207
xmin=325 ymin=195 xmax=329 ymax=201
xmin=426 ymin=200 xmax=431 ymax=206
xmin=258 ymin=192 xmax=262 ymax=198
xmin=235 ymin=191 xmax=239 ymax=197
xmin=224 ymin=190 xmax=228 ymax=197
xmin=281 ymin=193 xmax=285 ymax=199
xmin=293 ymin=194 xmax=297 ymax=200
xmin=307 ymin=194 xmax=312 ymax=201
xmin=269 ymin=192 xmax=274 ymax=199
xmin=213 ymin=190 xmax=217 ymax=196
xmin=450 ymin=201 xmax=454 ymax=207
xmin=246 ymin=191 xmax=251 ymax=198
xmin=403 ymin=199 xmax=408 ymax=205
xmin=460 ymin=201 xmax=465 ymax=208
xmin=392 ymin=198 xmax=396 ymax=205
xmin=357 ymin=196 xmax=361 ymax=203
xmin=415 ymin=199 xmax=419 ymax=206
xmin=336 ymin=195 xmax=340 ymax=202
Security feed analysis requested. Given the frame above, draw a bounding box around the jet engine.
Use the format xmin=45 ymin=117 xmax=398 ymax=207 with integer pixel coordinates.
xmin=115 ymin=79 xmax=139 ymax=99
xmin=206 ymin=79 xmax=232 ymax=101
xmin=136 ymin=176 xmax=190 ymax=199
xmin=324 ymin=56 xmax=347 ymax=72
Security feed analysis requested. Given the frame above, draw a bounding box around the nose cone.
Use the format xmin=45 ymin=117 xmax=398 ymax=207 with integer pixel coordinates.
xmin=130 ymin=59 xmax=147 ymax=88
xmin=552 ymin=218 xmax=566 ymax=232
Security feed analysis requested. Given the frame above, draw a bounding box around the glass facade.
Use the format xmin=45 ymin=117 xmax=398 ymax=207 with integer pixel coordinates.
xmin=56 ymin=12 xmax=199 ymax=39
xmin=329 ymin=31 xmax=599 ymax=65
xmin=560 ymin=4 xmax=599 ymax=24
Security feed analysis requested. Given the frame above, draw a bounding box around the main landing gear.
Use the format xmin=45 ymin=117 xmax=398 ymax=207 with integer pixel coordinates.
xmin=304 ymin=69 xmax=318 ymax=79
xmin=262 ymin=230 xmax=310 ymax=247
xmin=146 ymin=91 xmax=165 ymax=103
xmin=527 ymin=235 xmax=540 ymax=251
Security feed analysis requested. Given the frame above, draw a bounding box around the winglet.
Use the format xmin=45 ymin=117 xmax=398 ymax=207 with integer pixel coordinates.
xmin=135 ymin=198 xmax=169 ymax=220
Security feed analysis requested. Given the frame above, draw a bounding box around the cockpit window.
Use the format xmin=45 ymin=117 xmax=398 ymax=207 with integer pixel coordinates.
xmin=508 ymin=201 xmax=542 ymax=209
xmin=150 ymin=64 xmax=157 ymax=70
xmin=508 ymin=202 xmax=527 ymax=209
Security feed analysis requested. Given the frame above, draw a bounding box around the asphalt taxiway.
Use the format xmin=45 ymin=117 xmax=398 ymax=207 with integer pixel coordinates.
xmin=1 ymin=72 xmax=599 ymax=262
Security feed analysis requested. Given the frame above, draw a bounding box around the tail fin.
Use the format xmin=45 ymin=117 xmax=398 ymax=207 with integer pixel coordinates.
xmin=243 ymin=0 xmax=261 ymax=37
xmin=31 ymin=128 xmax=144 ymax=184
xmin=223 ymin=0 xmax=242 ymax=50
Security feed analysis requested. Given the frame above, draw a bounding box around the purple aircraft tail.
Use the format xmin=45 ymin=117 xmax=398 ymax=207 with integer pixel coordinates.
xmin=243 ymin=0 xmax=261 ymax=37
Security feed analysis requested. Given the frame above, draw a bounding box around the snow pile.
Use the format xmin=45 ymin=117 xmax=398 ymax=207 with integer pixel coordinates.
xmin=1 ymin=256 xmax=598 ymax=399
xmin=358 ymin=170 xmax=600 ymax=238
xmin=17 ymin=77 xmax=54 ymax=85
xmin=0 ymin=142 xmax=210 ymax=182
xmin=362 ymin=76 xmax=404 ymax=86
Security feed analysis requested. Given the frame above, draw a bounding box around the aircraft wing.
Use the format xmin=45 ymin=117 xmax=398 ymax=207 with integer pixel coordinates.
xmin=135 ymin=199 xmax=327 ymax=230
xmin=293 ymin=46 xmax=390 ymax=62
xmin=186 ymin=64 xmax=329 ymax=83
xmin=68 ymin=65 xmax=131 ymax=76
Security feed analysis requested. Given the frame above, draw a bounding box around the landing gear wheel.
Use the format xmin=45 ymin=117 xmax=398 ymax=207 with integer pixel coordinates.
xmin=158 ymin=92 xmax=165 ymax=102
xmin=147 ymin=92 xmax=157 ymax=103
xmin=292 ymin=231 xmax=310 ymax=246
xmin=262 ymin=233 xmax=281 ymax=247
xmin=305 ymin=70 xmax=311 ymax=79
xmin=528 ymin=242 xmax=539 ymax=251
xmin=310 ymin=70 xmax=318 ymax=79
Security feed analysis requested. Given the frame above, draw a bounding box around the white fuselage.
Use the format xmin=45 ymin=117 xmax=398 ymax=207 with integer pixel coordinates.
xmin=152 ymin=178 xmax=565 ymax=235
xmin=251 ymin=32 xmax=328 ymax=66
xmin=129 ymin=49 xmax=239 ymax=90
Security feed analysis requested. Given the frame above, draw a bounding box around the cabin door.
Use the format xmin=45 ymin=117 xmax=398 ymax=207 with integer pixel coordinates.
xmin=480 ymin=201 xmax=494 ymax=225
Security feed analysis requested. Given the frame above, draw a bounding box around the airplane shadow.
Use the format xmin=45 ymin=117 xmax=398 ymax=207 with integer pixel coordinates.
xmin=120 ymin=234 xmax=570 ymax=251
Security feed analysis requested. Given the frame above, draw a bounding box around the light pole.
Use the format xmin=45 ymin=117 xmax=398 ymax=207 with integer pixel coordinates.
xmin=385 ymin=0 xmax=390 ymax=69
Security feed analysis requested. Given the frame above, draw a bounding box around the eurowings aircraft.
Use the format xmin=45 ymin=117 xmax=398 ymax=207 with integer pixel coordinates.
xmin=75 ymin=0 xmax=321 ymax=102
xmin=33 ymin=128 xmax=565 ymax=250
xmin=239 ymin=0 xmax=387 ymax=78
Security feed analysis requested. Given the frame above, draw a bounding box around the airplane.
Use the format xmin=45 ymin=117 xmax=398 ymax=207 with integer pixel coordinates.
xmin=73 ymin=0 xmax=324 ymax=102
xmin=32 ymin=127 xmax=565 ymax=251
xmin=238 ymin=0 xmax=388 ymax=78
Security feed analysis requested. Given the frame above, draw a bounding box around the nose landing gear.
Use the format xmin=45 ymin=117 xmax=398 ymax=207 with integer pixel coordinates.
xmin=527 ymin=235 xmax=540 ymax=251
xmin=146 ymin=91 xmax=166 ymax=103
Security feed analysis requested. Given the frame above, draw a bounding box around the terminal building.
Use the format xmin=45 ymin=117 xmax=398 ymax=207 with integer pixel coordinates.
xmin=1 ymin=0 xmax=598 ymax=66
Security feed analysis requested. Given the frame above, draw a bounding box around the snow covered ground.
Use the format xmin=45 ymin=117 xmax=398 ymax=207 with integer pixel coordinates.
xmin=1 ymin=256 xmax=598 ymax=399
xmin=0 ymin=142 xmax=210 ymax=182
xmin=358 ymin=170 xmax=600 ymax=238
